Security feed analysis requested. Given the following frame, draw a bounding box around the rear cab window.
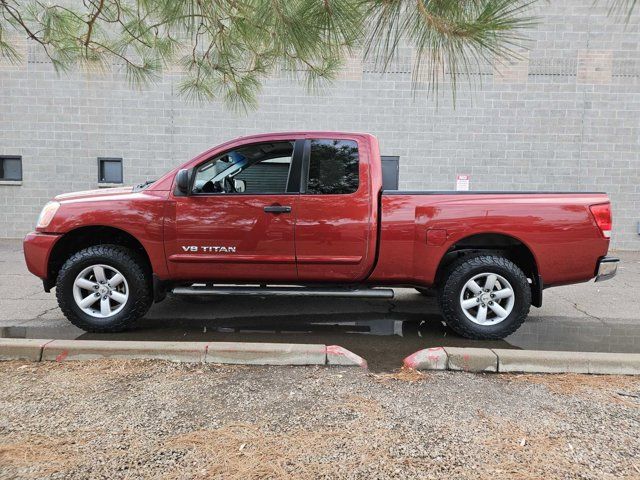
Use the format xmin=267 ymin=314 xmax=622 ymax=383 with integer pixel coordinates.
xmin=306 ymin=139 xmax=359 ymax=194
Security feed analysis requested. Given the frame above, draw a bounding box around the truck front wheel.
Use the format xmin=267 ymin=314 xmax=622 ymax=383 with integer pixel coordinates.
xmin=438 ymin=255 xmax=531 ymax=339
xmin=55 ymin=245 xmax=152 ymax=332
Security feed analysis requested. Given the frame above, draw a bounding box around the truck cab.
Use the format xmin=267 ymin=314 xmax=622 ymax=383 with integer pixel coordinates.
xmin=163 ymin=132 xmax=379 ymax=284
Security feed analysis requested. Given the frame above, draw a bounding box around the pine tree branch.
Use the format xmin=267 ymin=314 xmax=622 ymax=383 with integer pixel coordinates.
xmin=84 ymin=0 xmax=104 ymax=46
xmin=0 ymin=0 xmax=539 ymax=109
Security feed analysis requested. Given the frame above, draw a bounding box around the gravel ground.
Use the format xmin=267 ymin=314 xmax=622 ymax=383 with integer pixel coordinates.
xmin=1 ymin=360 xmax=639 ymax=480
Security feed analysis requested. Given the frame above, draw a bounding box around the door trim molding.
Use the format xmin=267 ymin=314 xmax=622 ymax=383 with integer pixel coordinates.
xmin=168 ymin=254 xmax=296 ymax=264
xmin=296 ymin=255 xmax=363 ymax=265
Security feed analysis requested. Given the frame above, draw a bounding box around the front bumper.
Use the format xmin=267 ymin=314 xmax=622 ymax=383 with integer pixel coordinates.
xmin=595 ymin=256 xmax=619 ymax=282
xmin=23 ymin=231 xmax=61 ymax=280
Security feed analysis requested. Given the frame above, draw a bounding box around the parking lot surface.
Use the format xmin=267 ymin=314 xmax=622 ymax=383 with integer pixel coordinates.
xmin=1 ymin=240 xmax=639 ymax=371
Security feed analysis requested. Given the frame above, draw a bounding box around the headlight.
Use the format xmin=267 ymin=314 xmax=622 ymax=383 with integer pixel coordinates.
xmin=36 ymin=201 xmax=60 ymax=229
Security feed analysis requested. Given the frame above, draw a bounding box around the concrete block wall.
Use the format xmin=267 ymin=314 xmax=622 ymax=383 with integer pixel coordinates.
xmin=0 ymin=1 xmax=638 ymax=249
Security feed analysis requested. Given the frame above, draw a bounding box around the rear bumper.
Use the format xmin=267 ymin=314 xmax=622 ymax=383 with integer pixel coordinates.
xmin=23 ymin=231 xmax=61 ymax=280
xmin=595 ymin=256 xmax=619 ymax=282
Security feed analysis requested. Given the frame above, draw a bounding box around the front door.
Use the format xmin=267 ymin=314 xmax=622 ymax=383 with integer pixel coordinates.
xmin=166 ymin=140 xmax=302 ymax=282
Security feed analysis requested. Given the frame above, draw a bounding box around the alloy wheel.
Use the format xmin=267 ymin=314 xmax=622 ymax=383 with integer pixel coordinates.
xmin=72 ymin=264 xmax=129 ymax=318
xmin=459 ymin=272 xmax=515 ymax=326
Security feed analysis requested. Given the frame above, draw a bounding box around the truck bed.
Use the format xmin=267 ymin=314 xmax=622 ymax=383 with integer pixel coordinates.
xmin=369 ymin=191 xmax=610 ymax=287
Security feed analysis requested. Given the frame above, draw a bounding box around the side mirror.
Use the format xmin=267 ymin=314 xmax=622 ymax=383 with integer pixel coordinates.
xmin=234 ymin=179 xmax=246 ymax=193
xmin=176 ymin=169 xmax=190 ymax=194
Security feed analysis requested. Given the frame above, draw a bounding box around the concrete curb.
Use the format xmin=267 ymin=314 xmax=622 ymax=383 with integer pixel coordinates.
xmin=205 ymin=342 xmax=326 ymax=365
xmin=326 ymin=345 xmax=368 ymax=369
xmin=42 ymin=340 xmax=207 ymax=363
xmin=0 ymin=338 xmax=53 ymax=362
xmin=444 ymin=347 xmax=498 ymax=373
xmin=0 ymin=339 xmax=365 ymax=368
xmin=5 ymin=339 xmax=638 ymax=375
xmin=403 ymin=347 xmax=447 ymax=370
xmin=404 ymin=347 xmax=640 ymax=375
xmin=493 ymin=349 xmax=640 ymax=375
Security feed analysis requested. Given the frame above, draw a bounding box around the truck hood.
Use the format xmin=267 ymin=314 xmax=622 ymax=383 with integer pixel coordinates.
xmin=55 ymin=186 xmax=134 ymax=202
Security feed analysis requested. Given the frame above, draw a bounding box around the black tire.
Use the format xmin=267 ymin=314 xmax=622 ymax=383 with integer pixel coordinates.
xmin=55 ymin=245 xmax=152 ymax=332
xmin=437 ymin=255 xmax=531 ymax=340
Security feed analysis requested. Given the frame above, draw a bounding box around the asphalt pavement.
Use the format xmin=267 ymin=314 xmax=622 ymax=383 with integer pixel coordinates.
xmin=2 ymin=239 xmax=639 ymax=371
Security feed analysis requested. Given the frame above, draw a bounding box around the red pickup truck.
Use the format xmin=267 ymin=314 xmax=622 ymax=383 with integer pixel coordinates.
xmin=23 ymin=132 xmax=618 ymax=339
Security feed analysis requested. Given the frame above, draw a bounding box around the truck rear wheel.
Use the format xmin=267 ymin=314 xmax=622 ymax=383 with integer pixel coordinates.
xmin=437 ymin=255 xmax=531 ymax=339
xmin=55 ymin=245 xmax=152 ymax=332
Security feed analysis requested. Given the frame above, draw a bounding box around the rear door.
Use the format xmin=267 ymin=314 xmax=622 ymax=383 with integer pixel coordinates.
xmin=294 ymin=137 xmax=377 ymax=282
xmin=165 ymin=139 xmax=303 ymax=282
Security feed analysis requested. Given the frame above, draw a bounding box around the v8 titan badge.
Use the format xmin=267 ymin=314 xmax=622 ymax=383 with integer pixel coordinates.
xmin=181 ymin=245 xmax=237 ymax=253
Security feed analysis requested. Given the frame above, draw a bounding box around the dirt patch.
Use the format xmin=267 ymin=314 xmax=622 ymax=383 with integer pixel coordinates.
xmin=1 ymin=360 xmax=638 ymax=479
xmin=0 ymin=435 xmax=86 ymax=478
xmin=504 ymin=372 xmax=640 ymax=400
xmin=372 ymin=366 xmax=431 ymax=383
xmin=476 ymin=421 xmax=580 ymax=479
xmin=162 ymin=422 xmax=399 ymax=479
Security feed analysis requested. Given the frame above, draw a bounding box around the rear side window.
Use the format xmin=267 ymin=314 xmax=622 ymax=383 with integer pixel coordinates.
xmin=307 ymin=139 xmax=359 ymax=194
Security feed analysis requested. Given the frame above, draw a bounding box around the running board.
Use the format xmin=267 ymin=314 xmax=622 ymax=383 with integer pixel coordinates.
xmin=171 ymin=286 xmax=395 ymax=299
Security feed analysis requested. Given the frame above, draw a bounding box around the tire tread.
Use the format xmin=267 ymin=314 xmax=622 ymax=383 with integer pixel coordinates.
xmin=438 ymin=255 xmax=531 ymax=340
xmin=55 ymin=245 xmax=151 ymax=332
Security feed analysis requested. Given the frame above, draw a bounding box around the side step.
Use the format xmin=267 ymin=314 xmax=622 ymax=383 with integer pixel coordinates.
xmin=171 ymin=286 xmax=395 ymax=299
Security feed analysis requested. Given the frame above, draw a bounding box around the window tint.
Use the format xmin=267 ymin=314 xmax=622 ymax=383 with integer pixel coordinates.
xmin=307 ymin=139 xmax=359 ymax=194
xmin=0 ymin=156 xmax=22 ymax=181
xmin=193 ymin=141 xmax=293 ymax=194
xmin=98 ymin=158 xmax=123 ymax=183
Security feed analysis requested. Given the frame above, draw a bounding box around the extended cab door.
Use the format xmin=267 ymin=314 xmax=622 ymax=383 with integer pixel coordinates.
xmin=165 ymin=139 xmax=303 ymax=282
xmin=295 ymin=136 xmax=379 ymax=282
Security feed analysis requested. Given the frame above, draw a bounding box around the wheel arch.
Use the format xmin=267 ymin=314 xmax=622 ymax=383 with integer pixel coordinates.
xmin=435 ymin=232 xmax=542 ymax=307
xmin=47 ymin=225 xmax=153 ymax=287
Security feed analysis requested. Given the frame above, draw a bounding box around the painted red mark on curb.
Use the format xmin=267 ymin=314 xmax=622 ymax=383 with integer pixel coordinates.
xmin=463 ymin=353 xmax=470 ymax=371
xmin=56 ymin=350 xmax=68 ymax=362
xmin=326 ymin=345 xmax=368 ymax=369
xmin=404 ymin=347 xmax=447 ymax=370
xmin=403 ymin=352 xmax=419 ymax=369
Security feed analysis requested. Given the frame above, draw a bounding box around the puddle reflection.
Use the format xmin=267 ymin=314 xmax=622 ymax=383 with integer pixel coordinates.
xmin=2 ymin=313 xmax=639 ymax=371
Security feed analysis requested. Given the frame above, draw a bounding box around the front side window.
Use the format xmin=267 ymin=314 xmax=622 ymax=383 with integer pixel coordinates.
xmin=193 ymin=141 xmax=294 ymax=194
xmin=307 ymin=139 xmax=359 ymax=194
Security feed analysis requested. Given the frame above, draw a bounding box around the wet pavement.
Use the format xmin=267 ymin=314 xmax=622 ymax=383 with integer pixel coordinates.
xmin=2 ymin=239 xmax=640 ymax=371
xmin=3 ymin=314 xmax=640 ymax=371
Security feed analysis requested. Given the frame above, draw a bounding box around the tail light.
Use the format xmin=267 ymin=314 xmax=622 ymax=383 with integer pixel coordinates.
xmin=589 ymin=203 xmax=612 ymax=239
